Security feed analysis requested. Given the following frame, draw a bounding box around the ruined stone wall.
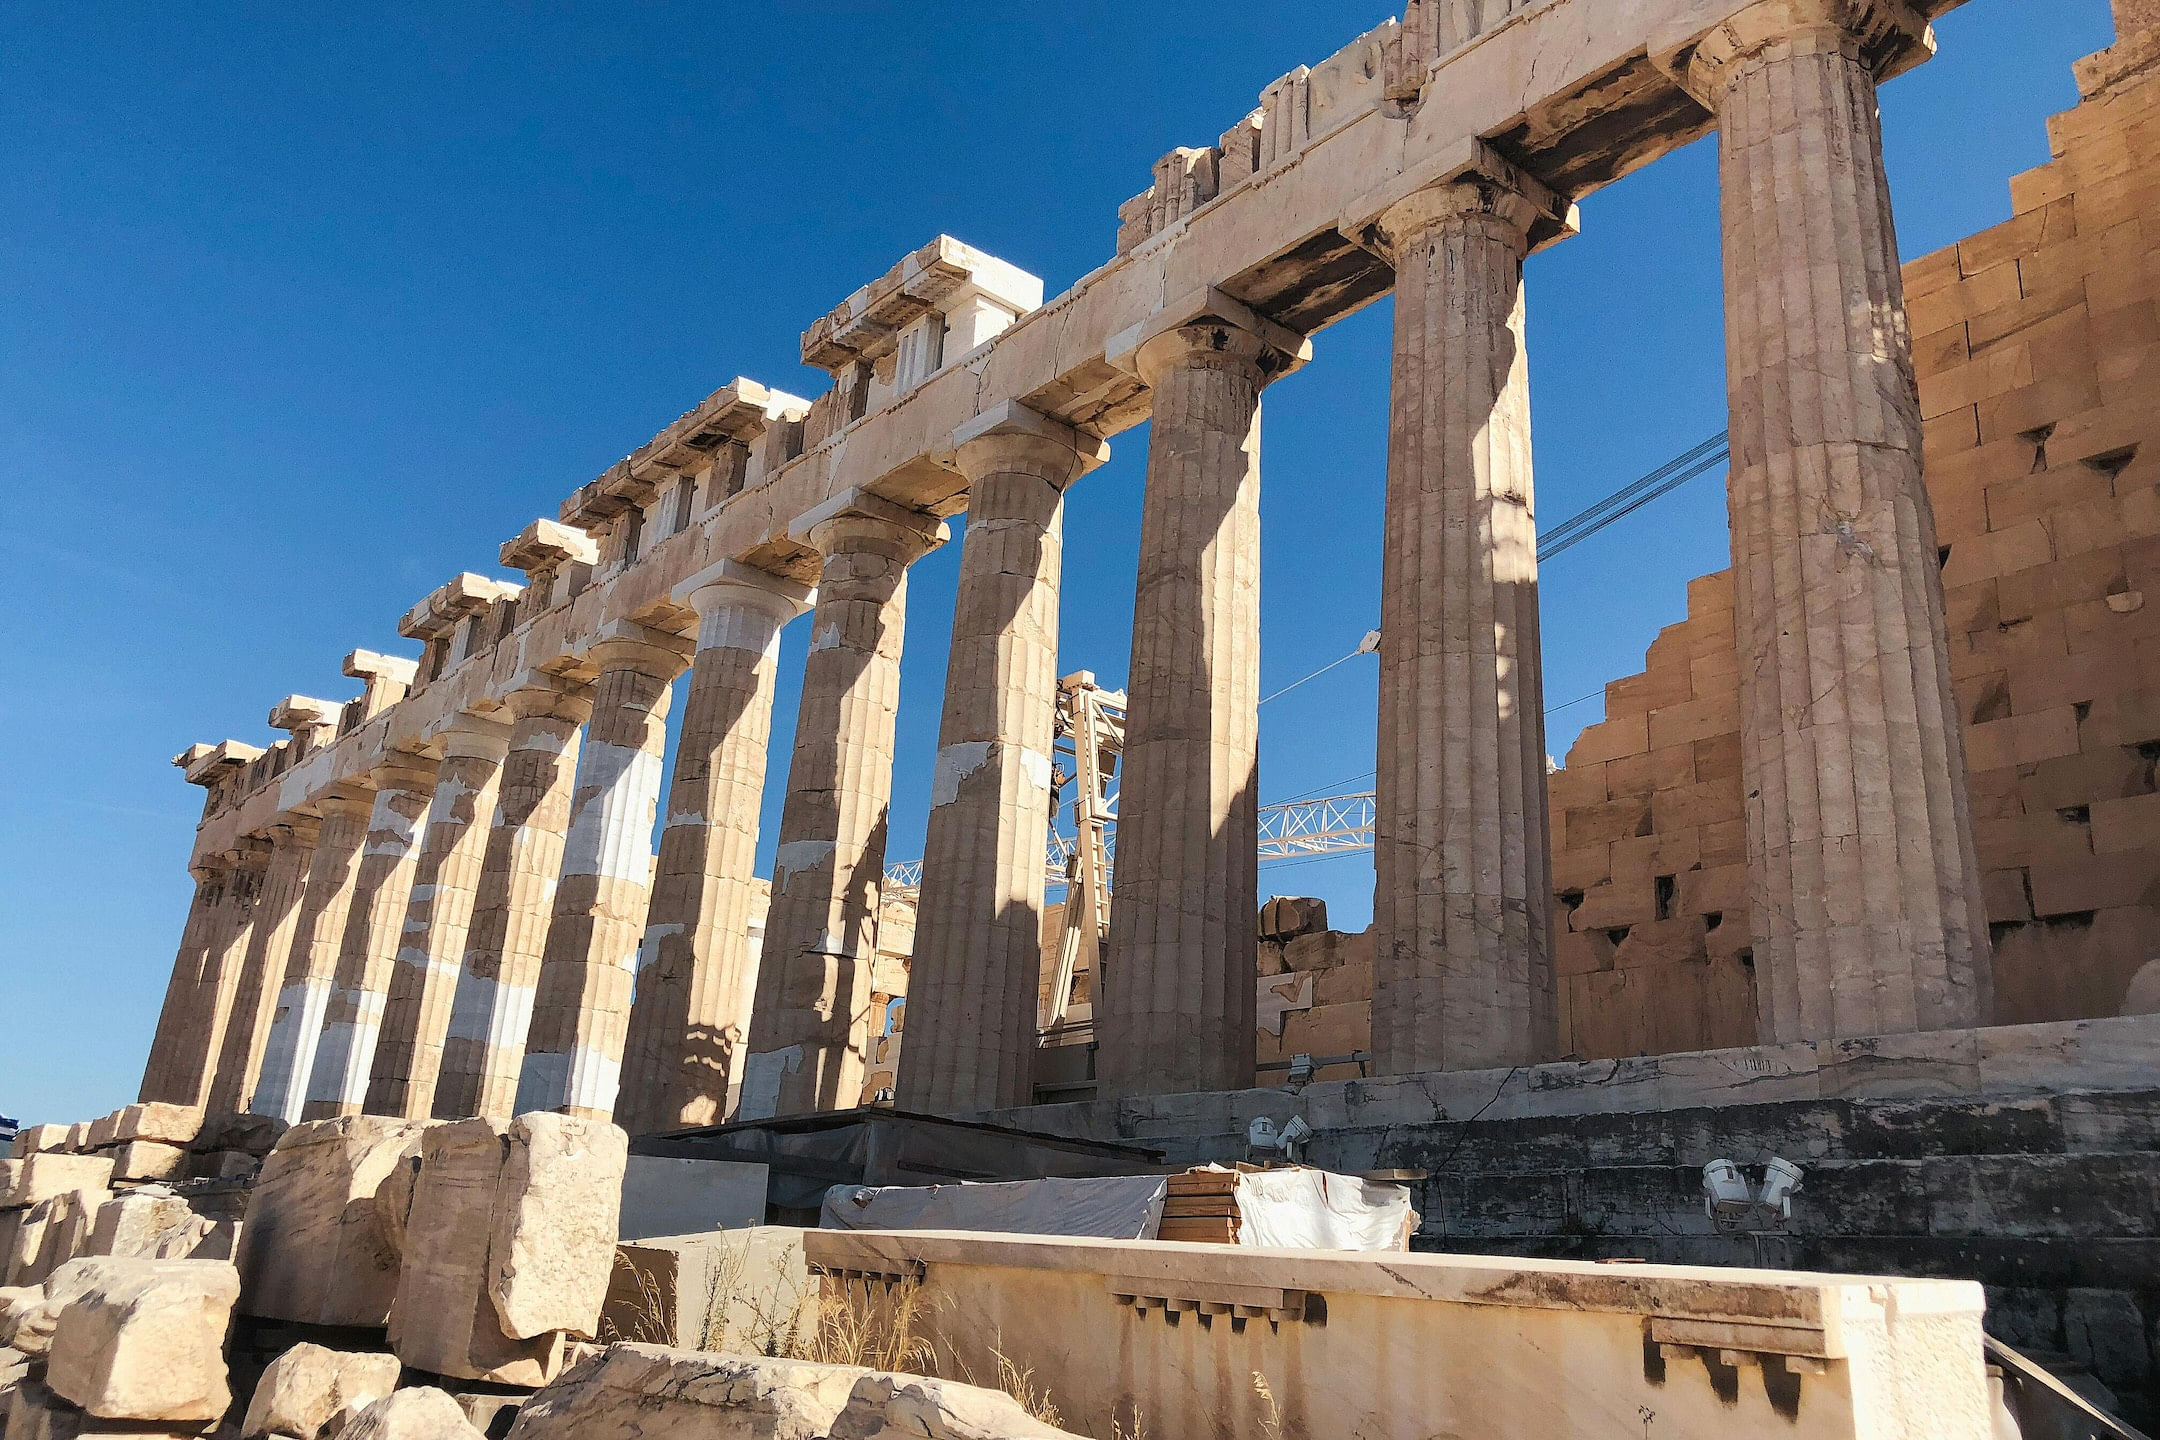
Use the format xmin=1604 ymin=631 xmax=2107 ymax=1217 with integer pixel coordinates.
xmin=1550 ymin=63 xmax=2160 ymax=1057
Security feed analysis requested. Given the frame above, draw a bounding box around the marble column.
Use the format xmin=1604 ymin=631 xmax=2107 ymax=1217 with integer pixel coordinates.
xmin=433 ymin=681 xmax=593 ymax=1120
xmin=898 ymin=404 xmax=1108 ymax=1115
xmin=740 ymin=494 xmax=945 ymax=1119
xmin=517 ymin=625 xmax=695 ymax=1120
xmin=139 ymin=858 xmax=236 ymax=1105
xmin=1096 ymin=298 xmax=1306 ymax=1102
xmin=252 ymin=790 xmax=378 ymax=1123
xmin=207 ymin=820 xmax=320 ymax=1114
xmin=140 ymin=848 xmax=268 ymax=1106
xmin=363 ymin=718 xmax=512 ymax=1119
xmin=617 ymin=565 xmax=811 ymax=1136
xmin=301 ymin=751 xmax=441 ymax=1119
xmin=1692 ymin=0 xmax=1989 ymax=1042
xmin=1370 ymin=163 xmax=1563 ymax=1076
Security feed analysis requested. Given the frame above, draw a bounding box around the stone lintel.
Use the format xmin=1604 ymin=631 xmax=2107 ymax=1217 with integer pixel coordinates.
xmin=500 ymin=518 xmax=600 ymax=577
xmin=1105 ymin=285 xmax=1313 ymax=383
xmin=786 ymin=487 xmax=949 ymax=552
xmin=950 ymin=401 xmax=1112 ymax=484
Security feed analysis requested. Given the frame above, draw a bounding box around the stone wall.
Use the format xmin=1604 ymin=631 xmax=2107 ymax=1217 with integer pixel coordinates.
xmin=1547 ymin=57 xmax=2160 ymax=1058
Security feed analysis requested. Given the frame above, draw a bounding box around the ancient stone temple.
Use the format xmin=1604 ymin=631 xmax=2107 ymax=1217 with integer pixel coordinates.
xmin=102 ymin=0 xmax=2160 ymax=1428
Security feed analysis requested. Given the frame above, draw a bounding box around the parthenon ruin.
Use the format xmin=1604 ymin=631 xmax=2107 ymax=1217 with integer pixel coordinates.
xmin=17 ymin=0 xmax=2159 ymax=1431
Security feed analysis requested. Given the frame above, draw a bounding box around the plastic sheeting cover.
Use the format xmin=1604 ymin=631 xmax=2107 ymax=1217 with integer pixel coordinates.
xmin=820 ymin=1174 xmax=1170 ymax=1239
xmin=1230 ymin=1166 xmax=1414 ymax=1251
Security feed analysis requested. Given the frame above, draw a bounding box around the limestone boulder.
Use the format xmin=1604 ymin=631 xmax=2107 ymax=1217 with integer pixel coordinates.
xmin=10 ymin=1127 xmax=73 ymax=1160
xmin=9 ymin=1156 xmax=114 ymax=1211
xmin=86 ymin=1195 xmax=227 ymax=1263
xmin=0 ymin=1285 xmax=41 ymax=1350
xmin=829 ymin=1374 xmax=1079 ymax=1440
xmin=603 ymin=1228 xmax=814 ymax=1351
xmin=107 ymin=1107 xmax=204 ymax=1149
xmin=242 ymin=1343 xmax=403 ymax=1440
xmin=368 ymin=1134 xmax=428 ymax=1266
xmin=104 ymin=1144 xmax=189 ymax=1185
xmin=391 ymin=1121 xmax=561 ymax=1387
xmin=487 ymin=1116 xmax=625 ymax=1342
xmin=339 ymin=1388 xmax=489 ymax=1440
xmin=237 ymin=1116 xmax=426 ymax=1327
xmin=44 ymin=1258 xmax=239 ymax=1422
xmin=507 ymin=1344 xmax=868 ymax=1440
xmin=12 ymin=1193 xmax=103 ymax=1290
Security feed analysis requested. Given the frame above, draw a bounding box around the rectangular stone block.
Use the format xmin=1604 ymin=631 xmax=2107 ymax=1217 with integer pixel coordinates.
xmin=46 ymin=1258 xmax=239 ymax=1423
xmin=235 ymin=1116 xmax=426 ymax=1327
xmin=105 ymin=1144 xmax=187 ymax=1185
xmin=602 ymin=1228 xmax=815 ymax=1351
xmin=106 ymin=1107 xmax=204 ymax=1149
xmin=241 ymin=1341 xmax=402 ymax=1440
xmin=488 ymin=1114 xmax=625 ymax=1341
xmin=86 ymin=1195 xmax=231 ymax=1264
xmin=8 ymin=1156 xmax=114 ymax=1211
xmin=10 ymin=1127 xmax=72 ymax=1159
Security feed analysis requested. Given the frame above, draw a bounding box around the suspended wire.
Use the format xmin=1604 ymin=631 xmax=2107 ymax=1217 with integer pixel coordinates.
xmin=1538 ymin=431 xmax=1730 ymax=562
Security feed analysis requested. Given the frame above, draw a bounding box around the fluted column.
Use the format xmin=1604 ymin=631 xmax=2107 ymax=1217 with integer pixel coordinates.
xmin=207 ymin=821 xmax=320 ymax=1114
xmin=1096 ymin=298 xmax=1306 ymax=1101
xmin=1371 ymin=163 xmax=1565 ymax=1076
xmin=363 ymin=718 xmax=512 ymax=1119
xmin=517 ymin=626 xmax=696 ymax=1120
xmin=252 ymin=790 xmax=378 ymax=1123
xmin=302 ymin=752 xmax=441 ymax=1119
xmin=433 ymin=681 xmax=593 ymax=1120
xmin=899 ymin=404 xmax=1108 ymax=1115
xmin=617 ymin=565 xmax=812 ymax=1136
xmin=140 ymin=847 xmax=267 ymax=1105
xmin=740 ymin=495 xmax=946 ymax=1119
xmin=1692 ymin=0 xmax=1989 ymax=1041
xmin=140 ymin=859 xmax=235 ymax=1104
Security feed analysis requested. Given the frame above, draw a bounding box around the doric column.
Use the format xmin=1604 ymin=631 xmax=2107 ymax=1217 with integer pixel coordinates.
xmin=1689 ymin=0 xmax=1989 ymax=1041
xmin=141 ymin=853 xmax=248 ymax=1105
xmin=1369 ymin=156 xmax=1571 ymax=1075
xmin=617 ymin=563 xmax=812 ymax=1136
xmin=898 ymin=404 xmax=1108 ymax=1115
xmin=363 ymin=717 xmax=512 ymax=1119
xmin=301 ymin=751 xmax=441 ymax=1119
xmin=517 ymin=625 xmax=696 ymax=1120
xmin=740 ymin=493 xmax=946 ymax=1119
xmin=1095 ymin=293 xmax=1307 ymax=1102
xmin=433 ymin=681 xmax=594 ymax=1120
xmin=251 ymin=788 xmax=377 ymax=1123
xmin=206 ymin=820 xmax=320 ymax=1113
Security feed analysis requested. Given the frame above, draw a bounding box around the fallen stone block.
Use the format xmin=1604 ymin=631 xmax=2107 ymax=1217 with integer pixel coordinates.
xmin=368 ymin=1136 xmax=427 ymax=1268
xmin=0 ymin=1285 xmax=41 ymax=1350
xmin=45 ymin=1258 xmax=239 ymax=1423
xmin=62 ymin=1127 xmax=92 ymax=1155
xmin=391 ymin=1120 xmax=561 ymax=1387
xmin=506 ymin=1344 xmax=868 ymax=1440
xmin=83 ymin=1117 xmax=121 ymax=1154
xmin=447 ymin=1394 xmax=520 ymax=1440
xmin=106 ymin=1108 xmax=203 ymax=1150
xmin=10 ymin=1128 xmax=73 ymax=1160
xmin=3 ymin=1379 xmax=207 ymax=1440
xmin=830 ymin=1373 xmax=1079 ymax=1440
xmin=192 ymin=1114 xmax=287 ymax=1159
xmin=487 ymin=1116 xmax=625 ymax=1342
xmin=602 ymin=1228 xmax=813 ymax=1351
xmin=9 ymin=1157 xmax=114 ymax=1211
xmin=241 ymin=1343 xmax=402 ymax=1440
xmin=338 ymin=1389 xmax=487 ymax=1440
xmin=103 ymin=1146 xmax=189 ymax=1186
xmin=1258 ymin=895 xmax=1329 ymax=940
xmin=236 ymin=1117 xmax=425 ymax=1328
xmin=86 ymin=1197 xmax=231 ymax=1265
xmin=15 ymin=1193 xmax=105 ymax=1289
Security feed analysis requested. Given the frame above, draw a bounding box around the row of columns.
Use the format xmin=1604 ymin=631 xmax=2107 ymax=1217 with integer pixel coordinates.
xmin=141 ymin=0 xmax=1990 ymax=1125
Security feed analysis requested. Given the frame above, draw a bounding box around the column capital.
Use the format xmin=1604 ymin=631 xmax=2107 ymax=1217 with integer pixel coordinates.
xmin=501 ymin=677 xmax=596 ymax=727
xmin=674 ymin=559 xmax=816 ymax=624
xmin=1682 ymin=0 xmax=1933 ymax=103
xmin=433 ymin=711 xmax=515 ymax=763
xmin=1108 ymin=285 xmax=1312 ymax=390
xmin=224 ymin=836 xmax=275 ymax=870
xmin=581 ymin=619 xmax=697 ymax=682
xmin=368 ymin=748 xmax=441 ymax=795
xmin=789 ymin=488 xmax=949 ymax=563
xmin=265 ymin=815 xmax=324 ymax=850
xmin=951 ymin=401 xmax=1111 ymax=490
xmin=1372 ymin=147 xmax=1574 ymax=258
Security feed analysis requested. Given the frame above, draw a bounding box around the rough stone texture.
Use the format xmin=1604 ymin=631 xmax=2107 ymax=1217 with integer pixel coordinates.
xmin=235 ymin=1117 xmax=425 ymax=1327
xmin=45 ymin=1258 xmax=238 ymax=1423
xmin=1701 ymin=0 xmax=1990 ymax=1042
xmin=901 ymin=408 xmax=1104 ymax=1115
xmin=1371 ymin=170 xmax=1556 ymax=1078
xmin=2 ymin=1379 xmax=212 ymax=1440
xmin=255 ymin=793 xmax=380 ymax=1125
xmin=339 ymin=1388 xmax=489 ymax=1440
xmin=506 ymin=1345 xmax=868 ymax=1440
xmin=103 ymin=1146 xmax=187 ymax=1186
xmin=1096 ymin=319 xmax=1282 ymax=1103
xmin=304 ymin=754 xmax=440 ymax=1121
xmin=518 ymin=633 xmax=691 ymax=1121
xmin=364 ymin=723 xmax=509 ymax=1121
xmin=618 ymin=573 xmax=804 ymax=1136
xmin=829 ymin=1373 xmax=1078 ymax=1440
xmin=12 ymin=1128 xmax=72 ymax=1160
xmin=84 ymin=1196 xmax=229 ymax=1264
xmin=600 ymin=1227 xmax=813 ymax=1352
xmin=241 ymin=1343 xmax=402 ymax=1440
xmin=391 ymin=1119 xmax=563 ymax=1386
xmin=488 ymin=1114 xmax=625 ymax=1340
xmin=7 ymin=1158 xmax=113 ymax=1211
xmin=744 ymin=503 xmax=943 ymax=1120
xmin=208 ymin=822 xmax=320 ymax=1117
xmin=435 ymin=684 xmax=593 ymax=1123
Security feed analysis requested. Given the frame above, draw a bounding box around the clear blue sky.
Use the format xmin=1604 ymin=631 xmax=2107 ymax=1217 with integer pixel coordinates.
xmin=0 ymin=1 xmax=2118 ymax=1126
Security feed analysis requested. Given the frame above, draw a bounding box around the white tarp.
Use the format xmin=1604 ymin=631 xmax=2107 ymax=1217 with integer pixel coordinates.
xmin=1229 ymin=1166 xmax=1415 ymax=1251
xmin=820 ymin=1174 xmax=1169 ymax=1239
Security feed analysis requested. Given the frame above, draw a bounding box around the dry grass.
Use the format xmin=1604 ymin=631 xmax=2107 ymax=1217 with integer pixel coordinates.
xmin=1253 ymin=1371 xmax=1285 ymax=1440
